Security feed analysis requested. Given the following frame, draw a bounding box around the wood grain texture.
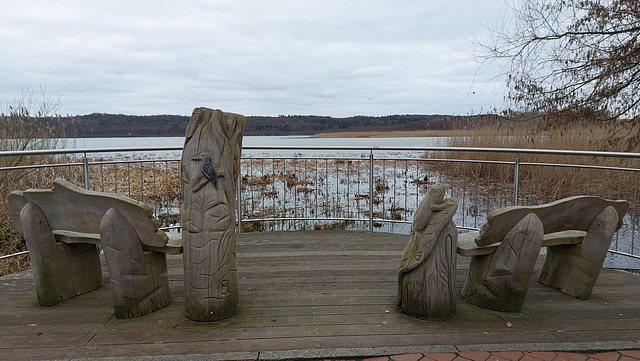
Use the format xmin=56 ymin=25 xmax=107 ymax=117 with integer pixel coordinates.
xmin=181 ymin=107 xmax=245 ymax=321
xmin=10 ymin=179 xmax=179 ymax=316
xmin=3 ymin=231 xmax=640 ymax=361
xmin=474 ymin=196 xmax=628 ymax=247
xmin=51 ymin=230 xmax=183 ymax=254
xmin=398 ymin=184 xmax=458 ymax=320
xmin=538 ymin=206 xmax=619 ymax=299
xmin=14 ymin=178 xmax=167 ymax=247
xmin=7 ymin=190 xmax=27 ymax=232
xmin=101 ymin=208 xmax=172 ymax=319
xmin=460 ymin=197 xmax=626 ymax=312
xmin=20 ymin=202 xmax=103 ymax=306
xmin=462 ymin=213 xmax=544 ymax=312
xmin=457 ymin=230 xmax=586 ymax=256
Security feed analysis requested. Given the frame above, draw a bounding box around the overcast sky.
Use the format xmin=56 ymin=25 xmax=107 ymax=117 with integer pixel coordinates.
xmin=1 ymin=1 xmax=508 ymax=117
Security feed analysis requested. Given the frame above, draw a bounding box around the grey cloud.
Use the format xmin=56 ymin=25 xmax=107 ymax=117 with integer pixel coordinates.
xmin=0 ymin=0 xmax=507 ymax=117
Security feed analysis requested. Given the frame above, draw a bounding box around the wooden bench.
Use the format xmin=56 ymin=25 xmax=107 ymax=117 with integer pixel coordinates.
xmin=456 ymin=196 xmax=629 ymax=312
xmin=8 ymin=178 xmax=182 ymax=319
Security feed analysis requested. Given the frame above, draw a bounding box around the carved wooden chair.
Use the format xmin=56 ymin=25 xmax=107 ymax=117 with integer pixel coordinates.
xmin=9 ymin=179 xmax=181 ymax=318
xmin=457 ymin=196 xmax=629 ymax=312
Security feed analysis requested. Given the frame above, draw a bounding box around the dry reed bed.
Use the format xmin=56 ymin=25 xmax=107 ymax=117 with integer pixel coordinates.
xmin=0 ymin=156 xmax=408 ymax=266
xmin=239 ymin=157 xmax=413 ymax=232
xmin=3 ymin=122 xmax=640 ymax=275
xmin=1 ymin=154 xmax=85 ymax=276
xmin=431 ymin=121 xmax=640 ymax=209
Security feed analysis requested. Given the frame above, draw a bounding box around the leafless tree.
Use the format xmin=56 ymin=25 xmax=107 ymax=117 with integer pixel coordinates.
xmin=1 ymin=87 xmax=62 ymax=152
xmin=474 ymin=0 xmax=640 ymax=146
xmin=0 ymin=87 xmax=63 ymax=189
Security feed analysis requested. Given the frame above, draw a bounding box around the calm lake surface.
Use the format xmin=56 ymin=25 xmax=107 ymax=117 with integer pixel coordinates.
xmin=64 ymin=135 xmax=451 ymax=148
xmin=47 ymin=136 xmax=640 ymax=268
xmin=61 ymin=136 xmax=453 ymax=158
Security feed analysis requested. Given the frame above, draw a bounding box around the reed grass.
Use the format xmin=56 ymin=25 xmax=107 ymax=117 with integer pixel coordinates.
xmin=312 ymin=129 xmax=476 ymax=138
xmin=3 ymin=117 xmax=639 ymax=276
xmin=429 ymin=118 xmax=640 ymax=206
xmin=0 ymin=160 xmax=87 ymax=276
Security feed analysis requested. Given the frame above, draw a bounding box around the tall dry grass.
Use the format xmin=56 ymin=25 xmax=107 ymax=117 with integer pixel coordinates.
xmin=430 ymin=117 xmax=640 ymax=206
xmin=0 ymin=89 xmax=77 ymax=276
xmin=311 ymin=129 xmax=476 ymax=138
xmin=3 ymin=114 xmax=639 ymax=275
xmin=0 ymin=163 xmax=87 ymax=276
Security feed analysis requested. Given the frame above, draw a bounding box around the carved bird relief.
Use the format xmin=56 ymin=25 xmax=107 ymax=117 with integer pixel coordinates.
xmin=202 ymin=156 xmax=218 ymax=189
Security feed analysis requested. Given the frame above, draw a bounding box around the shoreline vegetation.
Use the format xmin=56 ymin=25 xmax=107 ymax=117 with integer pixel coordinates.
xmin=40 ymin=113 xmax=466 ymax=138
xmin=311 ymin=130 xmax=476 ymax=138
xmin=316 ymin=119 xmax=639 ymax=222
xmin=314 ymin=119 xmax=638 ymax=153
xmin=3 ymin=114 xmax=640 ymax=276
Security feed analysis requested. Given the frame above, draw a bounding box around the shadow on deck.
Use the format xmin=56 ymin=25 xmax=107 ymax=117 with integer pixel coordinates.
xmin=1 ymin=231 xmax=639 ymax=361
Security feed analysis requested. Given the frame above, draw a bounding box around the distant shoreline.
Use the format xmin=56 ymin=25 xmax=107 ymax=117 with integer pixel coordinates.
xmin=49 ymin=113 xmax=474 ymax=138
xmin=311 ymin=130 xmax=469 ymax=138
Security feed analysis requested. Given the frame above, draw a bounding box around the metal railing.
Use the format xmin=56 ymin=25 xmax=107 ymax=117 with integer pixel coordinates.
xmin=2 ymin=145 xmax=639 ymax=268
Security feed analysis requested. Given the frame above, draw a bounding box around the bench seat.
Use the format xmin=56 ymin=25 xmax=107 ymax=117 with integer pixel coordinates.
xmin=455 ymin=196 xmax=629 ymax=313
xmin=52 ymin=230 xmax=184 ymax=254
xmin=9 ymin=178 xmax=183 ymax=319
xmin=457 ymin=230 xmax=586 ymax=257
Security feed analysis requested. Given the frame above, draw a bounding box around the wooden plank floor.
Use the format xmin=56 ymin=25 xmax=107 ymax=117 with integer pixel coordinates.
xmin=1 ymin=231 xmax=639 ymax=361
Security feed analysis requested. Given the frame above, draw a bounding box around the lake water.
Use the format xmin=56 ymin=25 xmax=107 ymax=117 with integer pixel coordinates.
xmin=64 ymin=135 xmax=451 ymax=149
xmin=32 ymin=136 xmax=640 ymax=268
xmin=60 ymin=135 xmax=453 ymax=159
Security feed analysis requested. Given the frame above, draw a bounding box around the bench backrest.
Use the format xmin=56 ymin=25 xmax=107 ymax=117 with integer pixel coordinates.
xmin=475 ymin=196 xmax=629 ymax=247
xmin=8 ymin=178 xmax=168 ymax=247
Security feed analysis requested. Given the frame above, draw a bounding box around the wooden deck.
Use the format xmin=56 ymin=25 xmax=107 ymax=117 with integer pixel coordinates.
xmin=1 ymin=231 xmax=639 ymax=361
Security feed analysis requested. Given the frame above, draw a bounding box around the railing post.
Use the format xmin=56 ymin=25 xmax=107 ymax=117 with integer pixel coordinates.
xmin=369 ymin=150 xmax=374 ymax=232
xmin=237 ymin=168 xmax=242 ymax=233
xmin=6 ymin=169 xmax=14 ymax=251
xmin=513 ymin=154 xmax=520 ymax=206
xmin=83 ymin=152 xmax=90 ymax=190
xmin=6 ymin=169 xmax=11 ymax=194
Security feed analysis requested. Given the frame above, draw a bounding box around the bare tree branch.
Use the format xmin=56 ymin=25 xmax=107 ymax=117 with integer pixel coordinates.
xmin=473 ymin=0 xmax=640 ymax=147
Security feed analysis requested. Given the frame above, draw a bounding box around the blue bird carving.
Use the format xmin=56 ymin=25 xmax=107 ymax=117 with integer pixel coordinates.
xmin=202 ymin=156 xmax=218 ymax=189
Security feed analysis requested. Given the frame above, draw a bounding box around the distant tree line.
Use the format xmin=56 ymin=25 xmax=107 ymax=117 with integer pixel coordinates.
xmin=42 ymin=113 xmax=478 ymax=138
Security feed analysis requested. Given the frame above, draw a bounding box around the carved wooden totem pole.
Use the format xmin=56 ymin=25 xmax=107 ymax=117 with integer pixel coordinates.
xmin=398 ymin=184 xmax=458 ymax=320
xmin=181 ymin=107 xmax=245 ymax=321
